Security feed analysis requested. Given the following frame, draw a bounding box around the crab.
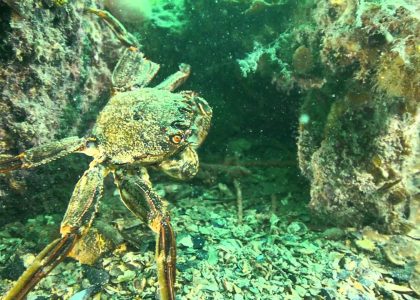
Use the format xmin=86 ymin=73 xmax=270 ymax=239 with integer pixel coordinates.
xmin=0 ymin=8 xmax=212 ymax=300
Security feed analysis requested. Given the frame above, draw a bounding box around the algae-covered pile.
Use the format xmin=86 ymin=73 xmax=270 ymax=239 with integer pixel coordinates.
xmin=0 ymin=0 xmax=419 ymax=299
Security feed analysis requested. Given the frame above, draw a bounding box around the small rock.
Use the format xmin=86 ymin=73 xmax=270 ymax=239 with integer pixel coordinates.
xmin=22 ymin=253 xmax=36 ymax=268
xmin=196 ymin=250 xmax=208 ymax=260
xmin=178 ymin=235 xmax=194 ymax=248
xmin=83 ymin=266 xmax=109 ymax=286
xmin=321 ymin=227 xmax=346 ymax=240
xmin=203 ymin=281 xmax=219 ymax=292
xmin=296 ymin=241 xmax=318 ymax=255
xmin=355 ymin=239 xmax=376 ymax=252
xmin=287 ymin=221 xmax=308 ymax=236
xmin=391 ymin=264 xmax=415 ymax=282
xmin=207 ymin=246 xmax=218 ymax=265
xmin=109 ymin=266 xmax=124 ymax=277
xmin=0 ymin=253 xmax=25 ymax=280
xmin=256 ymin=254 xmax=265 ymax=263
xmin=383 ymin=236 xmax=418 ymax=267
xmin=233 ymin=294 xmax=244 ymax=300
xmin=192 ymin=235 xmax=206 ymax=249
xmin=69 ymin=284 xmax=102 ymax=300
xmin=409 ymin=271 xmax=420 ymax=296
xmin=380 ymin=281 xmax=413 ymax=293
xmin=115 ymin=270 xmax=136 ymax=283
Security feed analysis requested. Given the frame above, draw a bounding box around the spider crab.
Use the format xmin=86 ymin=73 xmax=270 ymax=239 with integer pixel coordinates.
xmin=0 ymin=8 xmax=212 ymax=300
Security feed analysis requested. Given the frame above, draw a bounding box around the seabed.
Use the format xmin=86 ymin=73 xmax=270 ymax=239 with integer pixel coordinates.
xmin=0 ymin=149 xmax=418 ymax=299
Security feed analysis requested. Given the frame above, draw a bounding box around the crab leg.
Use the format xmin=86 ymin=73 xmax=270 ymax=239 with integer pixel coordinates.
xmin=0 ymin=136 xmax=86 ymax=173
xmin=112 ymin=48 xmax=160 ymax=92
xmin=114 ymin=168 xmax=176 ymax=300
xmin=3 ymin=235 xmax=78 ymax=300
xmin=87 ymin=8 xmax=162 ymax=92
xmin=3 ymin=164 xmax=105 ymax=300
xmin=86 ymin=8 xmax=140 ymax=48
xmin=155 ymin=63 xmax=191 ymax=91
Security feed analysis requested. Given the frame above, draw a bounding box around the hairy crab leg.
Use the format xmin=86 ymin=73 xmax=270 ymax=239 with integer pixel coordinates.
xmin=3 ymin=234 xmax=78 ymax=300
xmin=155 ymin=63 xmax=191 ymax=91
xmin=111 ymin=48 xmax=160 ymax=92
xmin=114 ymin=168 xmax=176 ymax=300
xmin=0 ymin=136 xmax=87 ymax=173
xmin=86 ymin=7 xmax=140 ymax=49
xmin=88 ymin=8 xmax=160 ymax=92
xmin=3 ymin=164 xmax=105 ymax=300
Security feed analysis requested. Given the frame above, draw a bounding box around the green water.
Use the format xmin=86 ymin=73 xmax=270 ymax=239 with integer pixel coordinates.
xmin=0 ymin=0 xmax=418 ymax=299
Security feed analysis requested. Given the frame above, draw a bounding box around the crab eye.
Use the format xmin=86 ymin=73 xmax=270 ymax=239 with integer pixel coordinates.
xmin=171 ymin=134 xmax=182 ymax=144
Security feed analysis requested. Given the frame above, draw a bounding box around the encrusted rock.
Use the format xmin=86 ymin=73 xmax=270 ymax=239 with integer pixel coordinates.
xmin=0 ymin=0 xmax=119 ymax=225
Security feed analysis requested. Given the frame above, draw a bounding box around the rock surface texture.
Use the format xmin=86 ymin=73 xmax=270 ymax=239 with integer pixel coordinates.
xmin=0 ymin=0 xmax=119 ymax=225
xmin=297 ymin=0 xmax=419 ymax=233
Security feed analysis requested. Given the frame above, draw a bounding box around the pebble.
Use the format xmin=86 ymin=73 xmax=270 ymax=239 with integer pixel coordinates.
xmin=287 ymin=221 xmax=308 ymax=236
xmin=178 ymin=235 xmax=194 ymax=248
xmin=115 ymin=270 xmax=136 ymax=283
xmin=233 ymin=294 xmax=244 ymax=300
xmin=322 ymin=227 xmax=346 ymax=240
xmin=355 ymin=239 xmax=376 ymax=252
xmin=192 ymin=235 xmax=206 ymax=249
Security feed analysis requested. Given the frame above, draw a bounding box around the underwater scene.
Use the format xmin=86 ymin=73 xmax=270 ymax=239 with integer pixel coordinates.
xmin=0 ymin=0 xmax=419 ymax=299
